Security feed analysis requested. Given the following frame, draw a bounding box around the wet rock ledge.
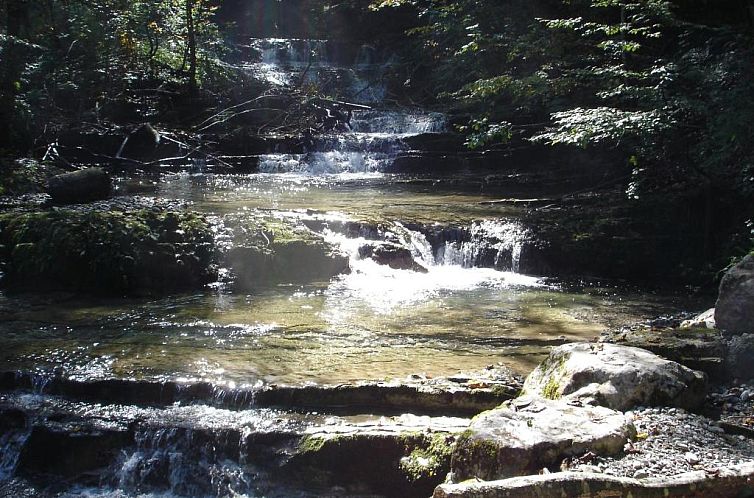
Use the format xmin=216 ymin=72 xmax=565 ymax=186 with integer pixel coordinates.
xmin=0 ymin=366 xmax=522 ymax=416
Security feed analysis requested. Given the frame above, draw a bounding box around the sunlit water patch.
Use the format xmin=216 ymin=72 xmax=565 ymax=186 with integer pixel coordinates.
xmin=0 ymin=281 xmax=698 ymax=386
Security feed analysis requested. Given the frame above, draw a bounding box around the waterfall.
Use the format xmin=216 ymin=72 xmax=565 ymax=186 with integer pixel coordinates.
xmin=435 ymin=220 xmax=529 ymax=273
xmin=0 ymin=424 xmax=31 ymax=482
xmin=110 ymin=427 xmax=257 ymax=497
xmin=327 ymin=219 xmax=530 ymax=274
xmin=258 ymin=151 xmax=393 ymax=174
xmin=239 ymin=36 xmax=448 ymax=175
xmin=392 ymin=222 xmax=436 ymax=267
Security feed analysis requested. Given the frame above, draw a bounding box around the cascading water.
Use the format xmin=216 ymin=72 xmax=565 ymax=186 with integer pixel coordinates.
xmin=434 ymin=220 xmax=530 ymax=273
xmin=0 ymin=23 xmax=694 ymax=498
xmin=110 ymin=427 xmax=255 ymax=498
xmin=0 ymin=425 xmax=31 ymax=482
xmin=242 ymin=37 xmax=446 ymax=174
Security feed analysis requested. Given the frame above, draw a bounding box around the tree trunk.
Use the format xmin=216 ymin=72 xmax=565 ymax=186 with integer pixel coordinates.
xmin=1 ymin=0 xmax=30 ymax=151
xmin=186 ymin=0 xmax=198 ymax=94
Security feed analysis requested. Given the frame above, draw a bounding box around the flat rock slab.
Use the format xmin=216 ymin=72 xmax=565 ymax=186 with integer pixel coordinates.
xmin=451 ymin=397 xmax=634 ymax=481
xmin=600 ymin=327 xmax=726 ymax=381
xmin=522 ymin=343 xmax=708 ymax=411
xmin=434 ymin=465 xmax=754 ymax=498
xmin=2 ymin=366 xmax=521 ymax=416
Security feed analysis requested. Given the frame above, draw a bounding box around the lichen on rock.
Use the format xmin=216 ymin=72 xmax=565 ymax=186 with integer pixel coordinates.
xmin=522 ymin=343 xmax=708 ymax=411
xmin=450 ymin=396 xmax=635 ymax=482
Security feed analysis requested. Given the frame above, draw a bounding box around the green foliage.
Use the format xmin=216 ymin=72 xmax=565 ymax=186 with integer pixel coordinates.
xmin=1 ymin=0 xmax=227 ymax=148
xmin=458 ymin=118 xmax=512 ymax=150
xmin=531 ymin=107 xmax=668 ymax=147
xmin=375 ymin=0 xmax=754 ymax=271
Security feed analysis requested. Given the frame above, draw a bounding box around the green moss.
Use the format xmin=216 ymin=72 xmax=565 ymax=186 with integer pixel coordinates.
xmin=542 ymin=375 xmax=561 ymax=400
xmin=0 ymin=209 xmax=215 ymax=294
xmin=298 ymin=435 xmax=329 ymax=455
xmin=524 ymin=352 xmax=567 ymax=400
xmin=399 ymin=432 xmax=456 ymax=482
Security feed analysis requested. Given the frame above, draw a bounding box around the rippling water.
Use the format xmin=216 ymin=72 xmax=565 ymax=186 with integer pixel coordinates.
xmin=0 ymin=172 xmax=699 ymax=386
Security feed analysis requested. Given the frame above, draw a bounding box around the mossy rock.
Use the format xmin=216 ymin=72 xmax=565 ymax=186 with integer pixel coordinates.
xmin=285 ymin=431 xmax=452 ymax=497
xmin=450 ymin=397 xmax=635 ymax=482
xmin=522 ymin=343 xmax=708 ymax=411
xmin=223 ymin=216 xmax=349 ymax=289
xmin=0 ymin=209 xmax=216 ymax=295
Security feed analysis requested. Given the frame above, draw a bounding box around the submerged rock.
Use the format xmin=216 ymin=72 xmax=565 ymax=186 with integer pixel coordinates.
xmin=227 ymin=240 xmax=349 ymax=289
xmin=521 ymin=343 xmax=708 ymax=411
xmin=47 ymin=167 xmax=111 ymax=205
xmin=222 ymin=215 xmax=350 ymax=288
xmin=716 ymin=254 xmax=754 ymax=336
xmin=450 ymin=396 xmax=634 ymax=482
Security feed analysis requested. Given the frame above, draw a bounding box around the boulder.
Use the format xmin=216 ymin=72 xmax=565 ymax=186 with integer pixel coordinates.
xmin=0 ymin=209 xmax=216 ymax=295
xmin=117 ymin=123 xmax=161 ymax=160
xmin=358 ymin=243 xmax=428 ymax=273
xmin=715 ymin=255 xmax=754 ymax=336
xmin=47 ymin=167 xmax=111 ymax=204
xmin=726 ymin=334 xmax=754 ymax=382
xmin=521 ymin=343 xmax=707 ymax=411
xmin=450 ymin=396 xmax=634 ymax=482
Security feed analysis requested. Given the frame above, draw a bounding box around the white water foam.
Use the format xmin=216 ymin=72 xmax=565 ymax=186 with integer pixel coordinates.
xmin=322 ymin=223 xmax=542 ymax=314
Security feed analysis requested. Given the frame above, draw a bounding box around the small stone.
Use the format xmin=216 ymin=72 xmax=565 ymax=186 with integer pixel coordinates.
xmin=684 ymin=452 xmax=701 ymax=465
xmin=579 ymin=465 xmax=602 ymax=474
xmin=741 ymin=390 xmax=751 ymax=402
xmin=633 ymin=470 xmax=650 ymax=479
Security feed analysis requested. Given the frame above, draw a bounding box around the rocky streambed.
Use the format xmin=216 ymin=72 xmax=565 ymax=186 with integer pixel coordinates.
xmin=3 ymin=331 xmax=754 ymax=497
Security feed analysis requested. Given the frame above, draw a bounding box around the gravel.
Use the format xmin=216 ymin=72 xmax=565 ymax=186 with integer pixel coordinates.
xmin=567 ymin=406 xmax=754 ymax=478
xmin=709 ymin=383 xmax=754 ymax=430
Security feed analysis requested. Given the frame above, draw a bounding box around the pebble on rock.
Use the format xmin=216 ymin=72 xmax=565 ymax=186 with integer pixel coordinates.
xmin=684 ymin=452 xmax=701 ymax=465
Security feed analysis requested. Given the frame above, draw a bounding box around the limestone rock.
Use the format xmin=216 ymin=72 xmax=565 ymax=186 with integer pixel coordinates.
xmin=434 ymin=465 xmax=754 ymax=498
xmin=522 ymin=343 xmax=707 ymax=411
xmin=680 ymin=308 xmax=716 ymax=329
xmin=47 ymin=167 xmax=111 ymax=204
xmin=599 ymin=326 xmax=726 ymax=381
xmin=716 ymin=255 xmax=754 ymax=336
xmin=450 ymin=397 xmax=634 ymax=481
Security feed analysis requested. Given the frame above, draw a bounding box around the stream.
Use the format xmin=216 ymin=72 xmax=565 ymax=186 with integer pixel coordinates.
xmin=0 ymin=36 xmax=704 ymax=498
